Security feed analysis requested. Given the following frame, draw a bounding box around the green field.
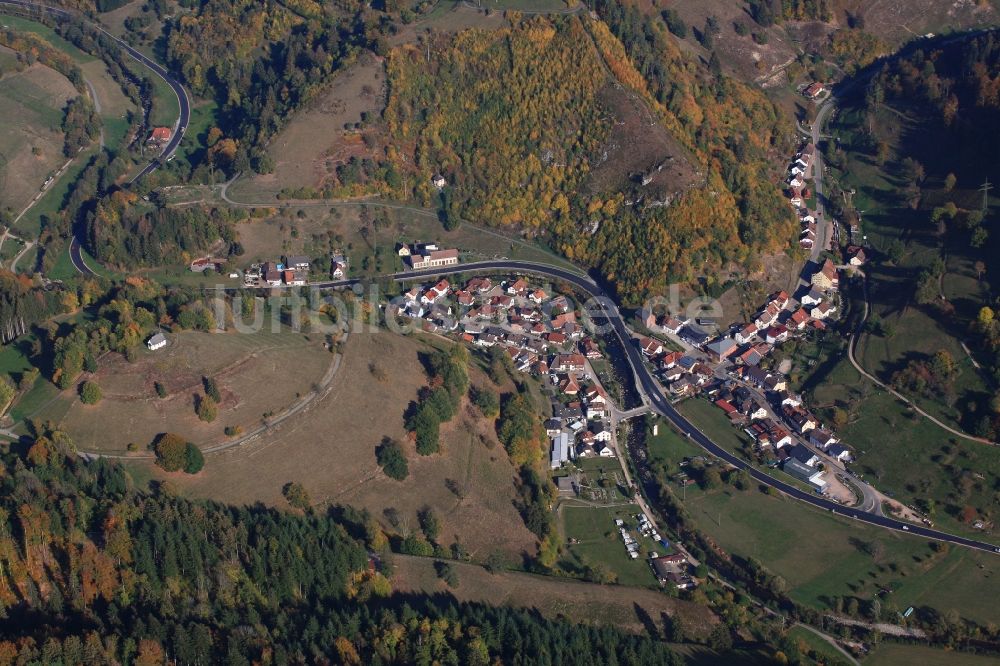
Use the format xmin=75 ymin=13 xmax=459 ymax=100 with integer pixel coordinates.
xmin=863 ymin=643 xmax=1000 ymax=666
xmin=676 ymin=397 xmax=755 ymax=461
xmin=679 ymin=483 xmax=1000 ymax=626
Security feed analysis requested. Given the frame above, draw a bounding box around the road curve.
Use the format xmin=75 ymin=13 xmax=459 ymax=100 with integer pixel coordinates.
xmin=0 ymin=0 xmax=191 ymax=274
xmin=295 ymin=259 xmax=1000 ymax=555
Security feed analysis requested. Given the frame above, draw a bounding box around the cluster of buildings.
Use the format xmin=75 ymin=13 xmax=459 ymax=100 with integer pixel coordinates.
xmin=396 ymin=242 xmax=460 ymax=270
xmin=787 ymin=143 xmax=821 ymax=250
xmin=547 ymin=373 xmax=615 ymax=468
xmin=388 ymin=275 xmax=620 ymax=471
xmin=391 ymin=276 xmax=589 ymax=369
xmin=639 ymin=257 xmax=858 ymax=492
xmin=241 ymin=254 xmax=347 ymax=288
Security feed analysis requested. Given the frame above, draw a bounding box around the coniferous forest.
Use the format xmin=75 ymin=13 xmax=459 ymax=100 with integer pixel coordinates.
xmin=0 ymin=442 xmax=682 ymax=664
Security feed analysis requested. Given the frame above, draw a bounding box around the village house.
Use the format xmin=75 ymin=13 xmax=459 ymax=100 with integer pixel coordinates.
xmin=763 ymin=374 xmax=788 ymax=393
xmin=660 ymin=350 xmax=683 ymax=370
xmin=285 ymin=255 xmax=310 ymax=271
xmin=283 ymin=269 xmax=306 ymax=286
xmin=800 ymin=289 xmax=824 ymax=307
xmin=809 ymin=429 xmax=837 ymax=449
xmin=734 ymin=346 xmax=763 ymax=366
xmin=811 ymin=259 xmax=839 ymax=290
xmin=784 ymin=405 xmax=819 ymax=433
xmin=810 ymin=301 xmax=837 ymax=320
xmin=580 ymin=338 xmax=602 ymax=359
xmin=804 ymin=81 xmax=825 ymax=99
xmin=432 ymin=174 xmax=447 ymax=189
xmin=148 ymin=126 xmax=172 ymax=146
xmin=846 ymin=245 xmax=867 ymax=266
xmin=788 ymin=443 xmax=820 ymax=467
xmin=764 ymin=324 xmax=790 ymax=345
xmin=827 ymin=443 xmax=853 ymax=462
xmin=420 ymin=280 xmax=451 ymax=305
xmin=788 ymin=308 xmax=811 ymax=330
xmin=396 ymin=243 xmax=412 ymax=257
xmin=735 ymin=323 xmax=758 ymax=345
xmin=327 ymin=254 xmax=346 ymax=278
xmin=262 ymin=261 xmax=283 ymax=287
xmin=639 ymin=336 xmax=664 ymax=357
xmin=660 ymin=316 xmax=687 ymax=334
xmin=552 ymin=353 xmax=586 ymax=374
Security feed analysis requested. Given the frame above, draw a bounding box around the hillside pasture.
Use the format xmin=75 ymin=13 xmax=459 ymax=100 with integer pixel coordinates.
xmin=163 ymin=329 xmax=540 ymax=560
xmin=0 ymin=62 xmax=77 ymax=214
xmin=231 ymin=54 xmax=387 ymax=199
xmin=389 ymin=553 xmax=718 ymax=640
xmin=680 ymin=483 xmax=1000 ymax=626
xmin=51 ymin=328 xmax=332 ymax=452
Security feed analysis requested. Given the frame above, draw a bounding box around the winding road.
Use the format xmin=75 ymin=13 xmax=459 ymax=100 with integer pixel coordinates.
xmin=0 ymin=0 xmax=191 ymax=275
xmin=6 ymin=1 xmax=997 ymax=556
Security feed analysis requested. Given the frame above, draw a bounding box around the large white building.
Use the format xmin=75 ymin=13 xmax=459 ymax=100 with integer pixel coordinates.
xmin=410 ymin=248 xmax=459 ymax=270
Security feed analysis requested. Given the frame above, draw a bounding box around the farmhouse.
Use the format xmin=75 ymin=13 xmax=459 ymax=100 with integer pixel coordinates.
xmin=804 ymin=82 xmax=825 ymax=99
xmin=410 ymin=248 xmax=459 ymax=270
xmin=146 ymin=332 xmax=167 ymax=351
xmin=148 ymin=126 xmax=172 ymax=145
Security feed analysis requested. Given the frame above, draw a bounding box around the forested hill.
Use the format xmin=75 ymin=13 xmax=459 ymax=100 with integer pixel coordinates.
xmin=0 ymin=441 xmax=683 ymax=664
xmin=383 ymin=12 xmax=796 ymax=304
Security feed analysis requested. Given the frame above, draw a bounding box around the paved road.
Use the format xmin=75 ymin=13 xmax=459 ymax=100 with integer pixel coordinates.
xmin=808 ymin=98 xmax=835 ymax=262
xmin=1 ymin=0 xmax=191 ymax=275
xmin=294 ymin=259 xmax=1000 ymax=555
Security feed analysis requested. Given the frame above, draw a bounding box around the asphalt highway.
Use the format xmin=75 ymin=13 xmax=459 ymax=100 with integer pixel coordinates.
xmin=308 ymin=260 xmax=1000 ymax=555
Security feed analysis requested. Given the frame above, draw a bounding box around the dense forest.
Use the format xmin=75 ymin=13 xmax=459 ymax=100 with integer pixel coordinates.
xmin=383 ymin=13 xmax=795 ymax=303
xmin=0 ymin=443 xmax=685 ymax=664
xmin=84 ymin=194 xmax=240 ymax=268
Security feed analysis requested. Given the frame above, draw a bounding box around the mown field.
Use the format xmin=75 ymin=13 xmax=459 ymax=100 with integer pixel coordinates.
xmin=157 ymin=328 xmax=540 ymax=560
xmin=679 ymin=482 xmax=1000 ymax=626
xmin=0 ymin=61 xmax=76 ymax=215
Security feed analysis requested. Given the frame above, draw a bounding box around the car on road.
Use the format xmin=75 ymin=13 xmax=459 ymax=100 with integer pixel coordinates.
xmin=901 ymin=526 xmax=909 ymax=531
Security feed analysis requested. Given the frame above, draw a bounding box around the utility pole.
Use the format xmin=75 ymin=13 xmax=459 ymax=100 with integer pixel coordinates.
xmin=979 ymin=178 xmax=993 ymax=215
